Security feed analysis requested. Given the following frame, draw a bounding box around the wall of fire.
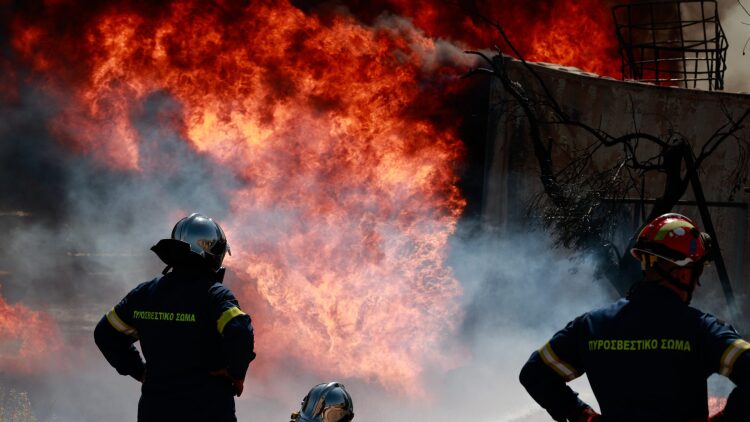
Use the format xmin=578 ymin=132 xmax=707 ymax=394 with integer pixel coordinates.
xmin=483 ymin=58 xmax=750 ymax=324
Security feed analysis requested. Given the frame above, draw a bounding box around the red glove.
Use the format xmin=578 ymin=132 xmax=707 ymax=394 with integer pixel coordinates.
xmin=568 ymin=406 xmax=603 ymax=422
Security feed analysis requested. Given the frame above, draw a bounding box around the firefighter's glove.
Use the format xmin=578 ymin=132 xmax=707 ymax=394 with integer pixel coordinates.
xmin=709 ymin=410 xmax=726 ymax=422
xmin=209 ymin=368 xmax=244 ymax=397
xmin=568 ymin=405 xmax=603 ymax=422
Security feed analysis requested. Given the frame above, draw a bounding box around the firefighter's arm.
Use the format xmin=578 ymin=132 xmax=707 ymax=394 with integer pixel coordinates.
xmin=211 ymin=285 xmax=256 ymax=390
xmin=702 ymin=315 xmax=750 ymax=421
xmin=519 ymin=316 xmax=593 ymax=422
xmin=719 ymin=340 xmax=750 ymax=421
xmin=93 ymin=307 xmax=145 ymax=382
xmin=220 ymin=312 xmax=255 ymax=379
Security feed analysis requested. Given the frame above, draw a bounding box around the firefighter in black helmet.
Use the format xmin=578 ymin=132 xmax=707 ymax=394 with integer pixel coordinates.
xmin=94 ymin=213 xmax=256 ymax=422
xmin=519 ymin=213 xmax=750 ymax=421
xmin=290 ymin=382 xmax=354 ymax=422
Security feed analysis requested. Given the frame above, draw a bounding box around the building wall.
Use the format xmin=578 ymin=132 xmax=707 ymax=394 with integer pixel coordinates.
xmin=483 ymin=58 xmax=750 ymax=324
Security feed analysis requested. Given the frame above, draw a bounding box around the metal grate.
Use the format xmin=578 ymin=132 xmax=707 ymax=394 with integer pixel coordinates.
xmin=612 ymin=1 xmax=728 ymax=90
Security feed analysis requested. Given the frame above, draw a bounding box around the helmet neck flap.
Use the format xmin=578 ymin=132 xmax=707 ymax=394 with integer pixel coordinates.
xmin=151 ymin=238 xmax=226 ymax=281
xmin=650 ymin=261 xmax=702 ymax=304
xmin=151 ymin=213 xmax=231 ymax=279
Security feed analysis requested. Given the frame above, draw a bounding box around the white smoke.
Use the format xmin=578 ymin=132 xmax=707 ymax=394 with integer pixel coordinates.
xmin=229 ymin=223 xmax=615 ymax=422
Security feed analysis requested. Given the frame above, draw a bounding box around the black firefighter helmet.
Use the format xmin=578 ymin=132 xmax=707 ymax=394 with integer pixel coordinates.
xmin=151 ymin=213 xmax=231 ymax=274
xmin=291 ymin=382 xmax=354 ymax=422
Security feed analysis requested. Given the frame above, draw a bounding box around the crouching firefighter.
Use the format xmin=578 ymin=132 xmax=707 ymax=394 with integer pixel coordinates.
xmin=95 ymin=213 xmax=256 ymax=422
xmin=290 ymin=382 xmax=354 ymax=422
xmin=520 ymin=213 xmax=750 ymax=421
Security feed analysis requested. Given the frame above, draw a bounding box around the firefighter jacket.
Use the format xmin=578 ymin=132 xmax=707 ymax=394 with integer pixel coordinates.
xmin=94 ymin=266 xmax=255 ymax=420
xmin=520 ymin=282 xmax=750 ymax=422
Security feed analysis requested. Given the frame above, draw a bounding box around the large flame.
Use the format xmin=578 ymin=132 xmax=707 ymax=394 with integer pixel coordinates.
xmin=7 ymin=0 xmax=630 ymax=393
xmin=328 ymin=0 xmax=626 ymax=77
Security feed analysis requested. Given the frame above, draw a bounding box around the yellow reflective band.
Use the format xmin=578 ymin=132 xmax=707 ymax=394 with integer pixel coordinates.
xmin=719 ymin=339 xmax=750 ymax=376
xmin=217 ymin=306 xmax=246 ymax=334
xmin=106 ymin=307 xmax=139 ymax=338
xmin=539 ymin=342 xmax=580 ymax=381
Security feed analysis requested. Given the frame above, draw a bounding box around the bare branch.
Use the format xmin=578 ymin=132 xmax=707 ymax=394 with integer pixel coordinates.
xmin=463 ymin=11 xmax=750 ymax=296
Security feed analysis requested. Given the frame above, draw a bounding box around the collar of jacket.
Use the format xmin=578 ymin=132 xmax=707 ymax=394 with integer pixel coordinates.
xmin=628 ymin=281 xmax=686 ymax=307
xmin=169 ymin=265 xmax=226 ymax=283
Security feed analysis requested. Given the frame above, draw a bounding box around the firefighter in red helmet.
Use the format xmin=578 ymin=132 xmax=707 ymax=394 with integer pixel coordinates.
xmin=520 ymin=213 xmax=750 ymax=421
xmin=630 ymin=213 xmax=711 ymax=303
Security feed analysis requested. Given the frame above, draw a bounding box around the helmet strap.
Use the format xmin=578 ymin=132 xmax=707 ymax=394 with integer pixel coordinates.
xmin=640 ymin=254 xmax=658 ymax=270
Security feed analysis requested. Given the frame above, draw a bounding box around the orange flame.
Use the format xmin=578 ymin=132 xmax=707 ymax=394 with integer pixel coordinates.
xmin=8 ymin=0 xmax=631 ymax=393
xmin=334 ymin=0 xmax=627 ymax=78
xmin=13 ymin=0 xmax=466 ymax=394
xmin=0 ymin=293 xmax=65 ymax=374
xmin=523 ymin=0 xmax=621 ymax=76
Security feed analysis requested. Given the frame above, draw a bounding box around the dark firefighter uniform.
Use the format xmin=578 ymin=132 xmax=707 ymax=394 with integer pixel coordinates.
xmin=520 ymin=283 xmax=750 ymax=421
xmin=94 ymin=265 xmax=255 ymax=422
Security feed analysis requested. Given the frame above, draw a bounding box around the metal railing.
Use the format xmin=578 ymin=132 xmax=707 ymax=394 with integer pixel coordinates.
xmin=612 ymin=1 xmax=728 ymax=90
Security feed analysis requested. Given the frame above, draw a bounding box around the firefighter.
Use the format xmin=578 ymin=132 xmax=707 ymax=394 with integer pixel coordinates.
xmin=519 ymin=213 xmax=750 ymax=421
xmin=94 ymin=213 xmax=255 ymax=422
xmin=289 ymin=382 xmax=354 ymax=422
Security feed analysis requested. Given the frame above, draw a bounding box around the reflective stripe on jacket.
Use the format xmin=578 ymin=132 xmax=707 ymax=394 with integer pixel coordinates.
xmin=520 ymin=283 xmax=750 ymax=421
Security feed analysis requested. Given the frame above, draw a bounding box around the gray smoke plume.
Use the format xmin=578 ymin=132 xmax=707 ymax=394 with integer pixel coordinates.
xmin=0 ymin=88 xmax=236 ymax=307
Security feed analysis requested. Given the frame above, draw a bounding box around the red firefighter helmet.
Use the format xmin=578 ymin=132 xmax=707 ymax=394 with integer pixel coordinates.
xmin=630 ymin=213 xmax=708 ymax=267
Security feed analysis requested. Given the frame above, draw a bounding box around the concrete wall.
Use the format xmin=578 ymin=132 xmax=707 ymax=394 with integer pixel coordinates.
xmin=483 ymin=58 xmax=750 ymax=324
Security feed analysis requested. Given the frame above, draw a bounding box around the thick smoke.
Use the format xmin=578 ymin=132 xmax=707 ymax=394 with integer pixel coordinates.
xmin=231 ymin=225 xmax=616 ymax=422
xmin=0 ymin=74 xmax=238 ymax=420
xmin=0 ymin=88 xmax=236 ymax=306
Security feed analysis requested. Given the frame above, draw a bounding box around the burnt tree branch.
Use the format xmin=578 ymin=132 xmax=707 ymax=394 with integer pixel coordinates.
xmin=464 ymin=16 xmax=750 ymax=307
